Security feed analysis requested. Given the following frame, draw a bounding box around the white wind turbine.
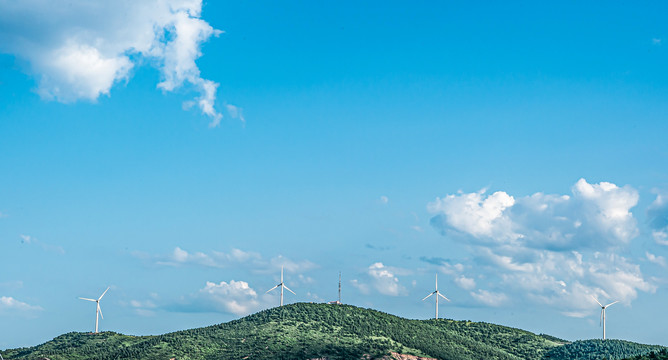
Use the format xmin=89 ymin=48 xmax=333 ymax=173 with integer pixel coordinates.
xmin=79 ymin=287 xmax=110 ymax=333
xmin=592 ymin=295 xmax=618 ymax=340
xmin=422 ymin=274 xmax=450 ymax=319
xmin=266 ymin=266 xmax=295 ymax=306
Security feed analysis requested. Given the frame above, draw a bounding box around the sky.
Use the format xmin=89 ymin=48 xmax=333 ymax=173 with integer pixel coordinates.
xmin=1 ymin=0 xmax=668 ymax=350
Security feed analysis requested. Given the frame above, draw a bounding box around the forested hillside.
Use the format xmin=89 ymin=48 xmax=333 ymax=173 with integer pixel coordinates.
xmin=544 ymin=339 xmax=665 ymax=360
xmin=1 ymin=303 xmax=662 ymax=360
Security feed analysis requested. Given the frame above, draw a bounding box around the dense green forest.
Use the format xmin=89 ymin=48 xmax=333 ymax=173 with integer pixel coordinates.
xmin=625 ymin=349 xmax=668 ymax=360
xmin=1 ymin=303 xmax=663 ymax=360
xmin=544 ymin=339 xmax=665 ymax=360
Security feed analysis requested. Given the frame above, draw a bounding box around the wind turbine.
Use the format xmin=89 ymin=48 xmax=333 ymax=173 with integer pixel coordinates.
xmin=592 ymin=296 xmax=618 ymax=340
xmin=422 ymin=274 xmax=450 ymax=319
xmin=266 ymin=266 xmax=295 ymax=306
xmin=79 ymin=287 xmax=110 ymax=333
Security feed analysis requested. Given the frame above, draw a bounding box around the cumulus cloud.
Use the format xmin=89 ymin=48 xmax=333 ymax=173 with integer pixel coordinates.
xmin=366 ymin=262 xmax=407 ymax=296
xmin=178 ymin=280 xmax=262 ymax=316
xmin=0 ymin=0 xmax=224 ymax=125
xmin=0 ymin=296 xmax=43 ymax=315
xmin=428 ymin=179 xmax=653 ymax=315
xmin=429 ymin=178 xmax=639 ymax=251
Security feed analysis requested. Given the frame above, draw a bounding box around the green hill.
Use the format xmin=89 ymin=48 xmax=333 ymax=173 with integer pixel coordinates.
xmin=0 ymin=303 xmax=662 ymax=360
xmin=544 ymin=339 xmax=665 ymax=360
xmin=625 ymin=349 xmax=668 ymax=360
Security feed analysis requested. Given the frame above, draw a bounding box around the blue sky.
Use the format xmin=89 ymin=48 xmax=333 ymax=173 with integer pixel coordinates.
xmin=1 ymin=0 xmax=668 ymax=350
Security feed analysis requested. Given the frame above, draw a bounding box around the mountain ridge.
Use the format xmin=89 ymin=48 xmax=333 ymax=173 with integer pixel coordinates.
xmin=2 ymin=303 xmax=663 ymax=360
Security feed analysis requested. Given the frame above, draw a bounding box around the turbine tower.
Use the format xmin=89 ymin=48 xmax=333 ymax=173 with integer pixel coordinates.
xmin=592 ymin=296 xmax=618 ymax=340
xmin=266 ymin=266 xmax=295 ymax=306
xmin=422 ymin=274 xmax=450 ymax=319
xmin=79 ymin=287 xmax=110 ymax=333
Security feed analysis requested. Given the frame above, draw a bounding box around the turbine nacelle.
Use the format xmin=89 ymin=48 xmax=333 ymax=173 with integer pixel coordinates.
xmin=591 ymin=295 xmax=617 ymax=340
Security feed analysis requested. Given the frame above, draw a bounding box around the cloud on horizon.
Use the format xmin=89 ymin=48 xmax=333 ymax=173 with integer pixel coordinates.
xmin=0 ymin=0 xmax=224 ymax=125
xmin=428 ymin=178 xmax=655 ymax=315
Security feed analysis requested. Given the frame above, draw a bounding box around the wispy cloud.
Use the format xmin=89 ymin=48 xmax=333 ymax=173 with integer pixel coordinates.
xmin=135 ymin=247 xmax=316 ymax=275
xmin=0 ymin=0 xmax=224 ymax=125
xmin=19 ymin=234 xmax=65 ymax=254
xmin=470 ymin=289 xmax=507 ymax=307
xmin=0 ymin=296 xmax=43 ymax=316
xmin=646 ymin=252 xmax=666 ymax=267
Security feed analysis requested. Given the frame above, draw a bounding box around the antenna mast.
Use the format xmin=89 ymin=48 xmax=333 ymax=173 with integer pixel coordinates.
xmin=338 ymin=272 xmax=341 ymax=303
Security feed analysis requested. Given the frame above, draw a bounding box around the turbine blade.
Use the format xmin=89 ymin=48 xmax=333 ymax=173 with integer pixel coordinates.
xmin=98 ymin=304 xmax=103 ymax=320
xmin=422 ymin=292 xmax=434 ymax=301
xmin=438 ymin=292 xmax=451 ymax=302
xmin=600 ymin=309 xmax=603 ymax=327
xmin=266 ymin=284 xmax=280 ymax=293
xmin=605 ymin=300 xmax=619 ymax=308
xmin=79 ymin=297 xmax=96 ymax=302
xmin=591 ymin=295 xmax=603 ymax=307
xmin=98 ymin=287 xmax=110 ymax=301
xmin=283 ymin=285 xmax=296 ymax=295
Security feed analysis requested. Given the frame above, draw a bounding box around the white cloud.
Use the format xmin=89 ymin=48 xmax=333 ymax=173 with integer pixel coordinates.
xmin=0 ymin=0 xmax=223 ymax=124
xmin=429 ymin=178 xmax=639 ymax=250
xmin=193 ymin=280 xmax=261 ymax=316
xmin=454 ymin=276 xmax=476 ymax=290
xmin=428 ymin=189 xmax=517 ymax=243
xmin=428 ymin=179 xmax=653 ymax=314
xmin=366 ymin=262 xmax=406 ymax=296
xmin=646 ymin=252 xmax=666 ymax=267
xmin=470 ymin=290 xmax=507 ymax=307
xmin=146 ymin=247 xmax=261 ymax=268
xmin=653 ymin=38 xmax=662 ymax=45
xmin=350 ymin=279 xmax=370 ymax=295
xmin=128 ymin=299 xmax=158 ymax=317
xmin=0 ymin=296 xmax=43 ymax=315
xmin=380 ymin=196 xmax=389 ymax=204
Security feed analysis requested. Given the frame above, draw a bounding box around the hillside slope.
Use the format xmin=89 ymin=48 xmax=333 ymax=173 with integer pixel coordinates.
xmin=544 ymin=339 xmax=665 ymax=360
xmin=1 ymin=303 xmax=657 ymax=360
